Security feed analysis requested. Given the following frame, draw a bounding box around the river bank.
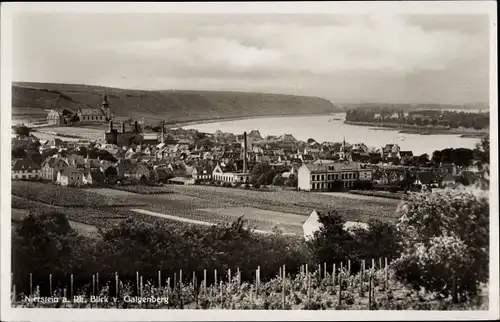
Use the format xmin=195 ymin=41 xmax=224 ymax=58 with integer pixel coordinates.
xmin=170 ymin=112 xmax=335 ymax=128
xmin=343 ymin=120 xmax=488 ymax=137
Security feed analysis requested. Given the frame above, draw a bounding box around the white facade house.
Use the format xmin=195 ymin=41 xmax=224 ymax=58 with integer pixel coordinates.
xmin=298 ymin=162 xmax=373 ymax=191
xmin=12 ymin=159 xmax=41 ymax=180
xmin=212 ymin=163 xmax=250 ymax=184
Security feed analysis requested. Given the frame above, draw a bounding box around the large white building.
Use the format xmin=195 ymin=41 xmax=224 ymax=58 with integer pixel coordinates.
xmin=297 ymin=161 xmax=373 ymax=191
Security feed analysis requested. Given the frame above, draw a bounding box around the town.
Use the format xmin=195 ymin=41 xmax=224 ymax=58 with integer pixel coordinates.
xmin=12 ymin=94 xmax=489 ymax=195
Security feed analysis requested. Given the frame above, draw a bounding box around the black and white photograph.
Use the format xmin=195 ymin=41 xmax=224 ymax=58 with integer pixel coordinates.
xmin=1 ymin=2 xmax=498 ymax=321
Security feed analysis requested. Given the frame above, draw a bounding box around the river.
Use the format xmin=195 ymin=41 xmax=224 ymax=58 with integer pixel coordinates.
xmin=182 ymin=113 xmax=481 ymax=156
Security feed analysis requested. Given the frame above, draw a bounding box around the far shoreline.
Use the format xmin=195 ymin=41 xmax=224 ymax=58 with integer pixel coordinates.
xmin=170 ymin=112 xmax=338 ymax=128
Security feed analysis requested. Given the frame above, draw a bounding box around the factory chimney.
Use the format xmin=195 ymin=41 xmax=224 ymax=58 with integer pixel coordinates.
xmin=243 ymin=131 xmax=248 ymax=173
xmin=121 ymin=122 xmax=125 ymax=133
xmin=161 ymin=121 xmax=165 ymax=144
xmin=134 ymin=121 xmax=139 ymax=133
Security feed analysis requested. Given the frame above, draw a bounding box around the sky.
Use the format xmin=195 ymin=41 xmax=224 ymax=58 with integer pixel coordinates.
xmin=12 ymin=13 xmax=490 ymax=104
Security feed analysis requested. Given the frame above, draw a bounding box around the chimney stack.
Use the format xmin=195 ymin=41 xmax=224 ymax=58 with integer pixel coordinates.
xmin=243 ymin=131 xmax=248 ymax=173
xmin=108 ymin=120 xmax=113 ymax=132
xmin=134 ymin=121 xmax=139 ymax=133
xmin=161 ymin=121 xmax=165 ymax=144
xmin=121 ymin=122 xmax=125 ymax=133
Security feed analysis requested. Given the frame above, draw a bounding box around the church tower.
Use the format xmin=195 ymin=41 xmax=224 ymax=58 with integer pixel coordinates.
xmin=102 ymin=93 xmax=111 ymax=120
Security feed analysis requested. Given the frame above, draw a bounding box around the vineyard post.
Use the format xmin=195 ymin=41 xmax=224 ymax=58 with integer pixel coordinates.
xmin=257 ymin=266 xmax=261 ymax=287
xmin=324 ymin=262 xmax=327 ymax=279
xmin=214 ymin=269 xmax=217 ymax=287
xmin=250 ymin=285 xmax=254 ymax=310
xmin=136 ymin=271 xmax=139 ymax=295
xmin=282 ymin=265 xmax=286 ymax=309
xmin=307 ymin=272 xmax=311 ymax=305
xmin=279 ymin=266 xmax=282 ymax=279
xmin=115 ymin=272 xmax=119 ymax=309
xmin=372 ymin=259 xmax=375 ymax=272
xmin=348 ymin=260 xmax=351 ymax=276
xmin=338 ymin=271 xmax=342 ymax=307
xmin=30 ymin=273 xmax=33 ymax=297
xmin=220 ymin=280 xmax=223 ymax=309
xmin=195 ymin=274 xmax=199 ymax=309
xmin=193 ymin=271 xmax=196 ymax=289
xmin=332 ymin=264 xmax=336 ymax=286
xmin=140 ymin=276 xmax=143 ymax=297
xmin=92 ymin=274 xmax=95 ymax=297
xmin=368 ymin=273 xmax=372 ymax=310
xmin=340 ymin=262 xmax=343 ymax=272
xmin=305 ymin=263 xmax=308 ymax=276
xmin=166 ymin=278 xmax=171 ymax=308
xmin=49 ymin=274 xmax=52 ymax=296
xmin=204 ymin=269 xmax=207 ymax=292
xmin=384 ymin=257 xmax=388 ymax=289
xmin=228 ymin=269 xmax=231 ymax=284
xmin=318 ymin=263 xmax=321 ymax=279
xmin=379 ymin=257 xmax=382 ymax=270
xmin=256 ymin=268 xmax=259 ymax=296
xmin=96 ymin=273 xmax=99 ymax=294
xmin=237 ymin=268 xmax=241 ymax=287
xmin=158 ymin=271 xmax=161 ymax=289
xmin=179 ymin=271 xmax=183 ymax=309
xmin=359 ymin=260 xmax=364 ymax=297
xmin=174 ymin=273 xmax=177 ymax=292
xmin=70 ymin=274 xmax=73 ymax=303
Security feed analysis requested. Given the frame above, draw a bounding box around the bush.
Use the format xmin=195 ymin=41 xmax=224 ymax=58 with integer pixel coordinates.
xmin=253 ymin=183 xmax=261 ymax=189
xmin=392 ymin=188 xmax=489 ymax=301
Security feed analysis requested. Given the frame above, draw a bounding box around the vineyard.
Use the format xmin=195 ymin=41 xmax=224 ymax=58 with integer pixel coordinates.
xmin=11 ymin=259 xmax=485 ymax=310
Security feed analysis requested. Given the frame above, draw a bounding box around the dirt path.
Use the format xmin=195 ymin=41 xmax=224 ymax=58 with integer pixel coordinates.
xmin=130 ymin=209 xmax=297 ymax=236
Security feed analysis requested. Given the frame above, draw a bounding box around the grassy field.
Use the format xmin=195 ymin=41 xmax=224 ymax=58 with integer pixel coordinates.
xmin=11 ymin=181 xmax=401 ymax=236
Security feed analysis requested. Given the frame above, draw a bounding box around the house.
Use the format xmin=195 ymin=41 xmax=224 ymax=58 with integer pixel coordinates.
xmin=126 ymin=164 xmax=152 ymax=181
xmin=413 ymin=171 xmax=439 ymax=190
xmin=299 ymin=154 xmax=315 ymax=163
xmin=77 ymin=108 xmax=107 ymax=123
xmin=57 ymin=167 xmax=85 ymax=186
xmin=278 ymin=134 xmax=297 ymax=142
xmin=167 ymin=177 xmax=195 ymax=185
xmin=41 ymin=157 xmax=69 ymax=181
xmin=82 ymin=169 xmax=106 ymax=185
xmin=441 ymin=173 xmax=461 ymax=188
xmin=192 ymin=165 xmax=213 ymax=181
xmin=303 ymin=210 xmax=369 ymax=241
xmin=47 ymin=109 xmax=64 ymax=125
xmin=12 ymin=159 xmax=41 ymax=180
xmin=212 ymin=163 xmax=250 ymax=184
xmin=297 ymin=162 xmax=373 ymax=191
xmin=381 ymin=144 xmax=401 ymax=161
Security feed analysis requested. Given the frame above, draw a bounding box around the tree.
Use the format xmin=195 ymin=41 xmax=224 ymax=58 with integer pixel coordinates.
xmin=430 ymin=118 xmax=438 ymax=126
xmin=104 ymin=166 xmax=118 ymax=180
xmin=308 ymin=210 xmax=355 ymax=265
xmin=415 ymin=118 xmax=423 ymax=126
xmin=422 ymin=118 xmax=430 ymax=126
xmin=12 ymin=147 xmax=27 ymax=159
xmin=257 ymin=173 xmax=267 ymax=186
xmin=272 ymin=173 xmax=285 ymax=187
xmin=417 ymin=153 xmax=429 ymax=166
xmin=431 ymin=150 xmax=442 ymax=165
xmin=393 ymin=189 xmax=489 ymax=302
xmin=285 ymin=176 xmax=298 ymax=188
xmin=12 ymin=211 xmax=92 ymax=295
xmin=13 ymin=125 xmax=30 ymax=137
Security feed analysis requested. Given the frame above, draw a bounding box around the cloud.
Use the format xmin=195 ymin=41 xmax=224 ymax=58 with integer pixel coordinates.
xmin=12 ymin=13 xmax=490 ymax=104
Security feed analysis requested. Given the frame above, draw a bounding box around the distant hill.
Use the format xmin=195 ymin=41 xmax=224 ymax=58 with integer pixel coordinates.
xmin=12 ymin=82 xmax=341 ymax=123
